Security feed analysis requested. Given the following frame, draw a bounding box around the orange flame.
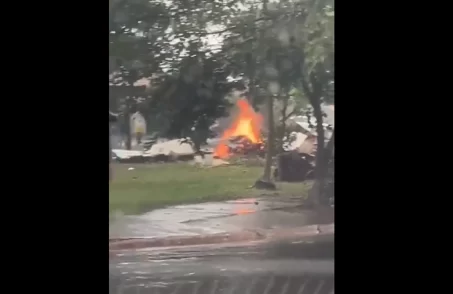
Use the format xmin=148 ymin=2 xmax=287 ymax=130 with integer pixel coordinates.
xmin=214 ymin=98 xmax=263 ymax=159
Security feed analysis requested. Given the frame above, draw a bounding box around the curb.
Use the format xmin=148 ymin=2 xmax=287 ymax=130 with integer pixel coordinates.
xmin=268 ymin=223 xmax=335 ymax=240
xmin=109 ymin=230 xmax=265 ymax=251
xmin=109 ymin=223 xmax=334 ymax=251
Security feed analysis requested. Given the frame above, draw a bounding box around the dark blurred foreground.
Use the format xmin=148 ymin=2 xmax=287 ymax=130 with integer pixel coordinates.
xmin=109 ymin=234 xmax=334 ymax=294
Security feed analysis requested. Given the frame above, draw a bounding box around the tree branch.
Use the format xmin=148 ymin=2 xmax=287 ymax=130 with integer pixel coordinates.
xmin=300 ymin=73 xmax=313 ymax=100
xmin=282 ymin=109 xmax=297 ymax=122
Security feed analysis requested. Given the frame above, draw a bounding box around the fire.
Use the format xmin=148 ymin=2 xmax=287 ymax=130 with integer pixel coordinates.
xmin=214 ymin=98 xmax=263 ymax=159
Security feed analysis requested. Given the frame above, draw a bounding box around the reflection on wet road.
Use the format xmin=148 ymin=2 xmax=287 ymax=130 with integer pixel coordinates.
xmin=110 ymin=197 xmax=334 ymax=239
xmin=110 ymin=236 xmax=334 ymax=294
xmin=110 ymin=274 xmax=334 ymax=294
xmin=110 ymin=198 xmax=334 ymax=293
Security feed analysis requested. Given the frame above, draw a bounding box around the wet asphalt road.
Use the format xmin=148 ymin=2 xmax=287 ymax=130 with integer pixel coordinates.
xmin=109 ymin=234 xmax=334 ymax=294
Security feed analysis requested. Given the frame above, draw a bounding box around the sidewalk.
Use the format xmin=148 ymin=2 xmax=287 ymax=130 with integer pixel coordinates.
xmin=109 ymin=197 xmax=334 ymax=251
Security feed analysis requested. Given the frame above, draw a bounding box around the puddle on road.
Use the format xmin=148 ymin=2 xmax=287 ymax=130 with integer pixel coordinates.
xmin=136 ymin=197 xmax=301 ymax=222
xmin=234 ymin=209 xmax=256 ymax=215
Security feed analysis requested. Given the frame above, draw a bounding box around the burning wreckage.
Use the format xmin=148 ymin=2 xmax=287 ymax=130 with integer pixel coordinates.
xmin=110 ymin=97 xmax=332 ymax=183
xmin=213 ymin=99 xmax=265 ymax=159
xmin=212 ymin=99 xmax=333 ymax=182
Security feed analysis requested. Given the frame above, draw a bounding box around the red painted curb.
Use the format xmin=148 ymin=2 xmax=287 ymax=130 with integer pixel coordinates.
xmin=109 ymin=223 xmax=334 ymax=251
xmin=109 ymin=230 xmax=265 ymax=251
xmin=267 ymin=224 xmax=334 ymax=241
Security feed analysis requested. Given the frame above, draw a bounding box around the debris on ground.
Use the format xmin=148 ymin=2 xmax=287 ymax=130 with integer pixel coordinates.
xmin=210 ymin=158 xmax=230 ymax=167
xmin=252 ymin=179 xmax=277 ymax=190
xmin=274 ymin=151 xmax=315 ymax=182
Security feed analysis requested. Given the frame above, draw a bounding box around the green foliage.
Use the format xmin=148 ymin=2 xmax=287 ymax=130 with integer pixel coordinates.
xmin=109 ymin=0 xmax=170 ymax=76
xmin=148 ymin=55 xmax=244 ymax=148
xmin=110 ymin=163 xmax=309 ymax=214
xmin=109 ymin=0 xmax=334 ymax=152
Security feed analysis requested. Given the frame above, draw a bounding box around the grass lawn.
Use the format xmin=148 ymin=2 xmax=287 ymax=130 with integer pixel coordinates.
xmin=109 ymin=162 xmax=310 ymax=215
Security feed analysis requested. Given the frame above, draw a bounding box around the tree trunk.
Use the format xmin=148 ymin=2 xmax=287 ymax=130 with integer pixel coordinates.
xmin=324 ymin=127 xmax=335 ymax=163
xmin=124 ymin=107 xmax=132 ymax=150
xmin=317 ymin=127 xmax=334 ymax=187
xmin=320 ymin=127 xmax=335 ymax=203
xmin=109 ymin=124 xmax=112 ymax=181
xmin=263 ymin=95 xmax=274 ymax=182
xmin=306 ymin=97 xmax=326 ymax=206
xmin=124 ymin=93 xmax=133 ymax=150
xmin=191 ymin=136 xmax=205 ymax=159
xmin=308 ymin=127 xmax=334 ymax=206
xmin=277 ymin=94 xmax=289 ymax=153
xmin=312 ymin=101 xmax=325 ymax=167
xmin=299 ymin=66 xmax=332 ymax=206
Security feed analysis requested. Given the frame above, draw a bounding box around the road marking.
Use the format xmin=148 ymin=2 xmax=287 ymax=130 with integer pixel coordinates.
xmin=263 ymin=276 xmax=275 ymax=294
xmin=313 ymin=279 xmax=325 ymax=294
xmin=297 ymin=276 xmax=310 ymax=294
xmin=280 ymin=277 xmax=291 ymax=294
xmin=245 ymin=277 xmax=260 ymax=294
xmin=209 ymin=280 xmax=219 ymax=294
